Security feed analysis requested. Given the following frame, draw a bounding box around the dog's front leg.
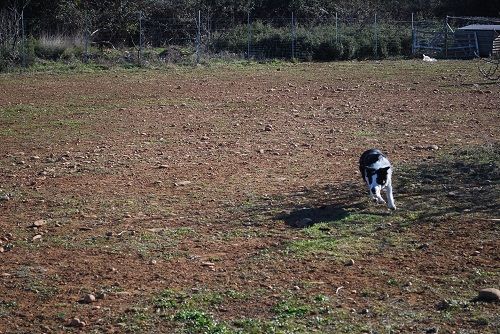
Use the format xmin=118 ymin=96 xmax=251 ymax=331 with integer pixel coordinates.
xmin=386 ymin=184 xmax=396 ymax=210
xmin=371 ymin=186 xmax=386 ymax=205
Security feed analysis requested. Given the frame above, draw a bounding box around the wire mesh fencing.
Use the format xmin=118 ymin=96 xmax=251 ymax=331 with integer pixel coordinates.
xmin=2 ymin=9 xmax=498 ymax=70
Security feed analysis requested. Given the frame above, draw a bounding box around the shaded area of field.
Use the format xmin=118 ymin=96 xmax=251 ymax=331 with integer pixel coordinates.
xmin=0 ymin=61 xmax=499 ymax=333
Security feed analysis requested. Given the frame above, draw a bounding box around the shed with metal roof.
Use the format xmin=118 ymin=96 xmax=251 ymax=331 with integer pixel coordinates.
xmin=456 ymin=24 xmax=500 ymax=57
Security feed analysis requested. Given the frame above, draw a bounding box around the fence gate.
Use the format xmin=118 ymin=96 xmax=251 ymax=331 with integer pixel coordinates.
xmin=413 ymin=24 xmax=478 ymax=58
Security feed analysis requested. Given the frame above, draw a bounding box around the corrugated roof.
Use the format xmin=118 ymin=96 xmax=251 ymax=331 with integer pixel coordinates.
xmin=458 ymin=24 xmax=500 ymax=31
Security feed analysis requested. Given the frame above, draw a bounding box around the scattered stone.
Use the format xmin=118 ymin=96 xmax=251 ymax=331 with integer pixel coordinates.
xmin=473 ymin=288 xmax=500 ymax=303
xmin=32 ymin=234 xmax=42 ymax=241
xmin=264 ymin=124 xmax=273 ymax=131
xmin=41 ymin=325 xmax=51 ymax=332
xmin=157 ymin=165 xmax=169 ymax=169
xmin=175 ymin=181 xmax=192 ymax=186
xmin=201 ymin=261 xmax=215 ymax=267
xmin=96 ymin=292 xmax=107 ymax=300
xmin=425 ymin=328 xmax=438 ymax=334
xmin=67 ymin=318 xmax=86 ymax=328
xmin=149 ymin=259 xmax=157 ymax=265
xmin=345 ymin=259 xmax=355 ymax=266
xmin=31 ymin=220 xmax=47 ymax=228
xmin=418 ymin=243 xmax=430 ymax=250
xmin=0 ymin=247 xmax=4 ymax=253
xmin=0 ymin=194 xmax=10 ymax=201
xmin=428 ymin=145 xmax=439 ymax=150
xmin=147 ymin=228 xmax=166 ymax=233
xmin=82 ymin=294 xmax=96 ymax=304
xmin=289 ymin=218 xmax=313 ymax=228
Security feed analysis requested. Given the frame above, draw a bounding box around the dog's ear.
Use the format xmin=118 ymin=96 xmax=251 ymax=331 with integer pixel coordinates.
xmin=379 ymin=166 xmax=391 ymax=174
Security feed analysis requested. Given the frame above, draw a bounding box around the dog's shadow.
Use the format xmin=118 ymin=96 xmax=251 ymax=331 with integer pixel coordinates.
xmin=277 ymin=201 xmax=373 ymax=228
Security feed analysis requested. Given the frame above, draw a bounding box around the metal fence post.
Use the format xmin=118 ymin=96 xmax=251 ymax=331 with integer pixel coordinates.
xmin=291 ymin=12 xmax=295 ymax=59
xmin=21 ymin=9 xmax=26 ymax=68
xmin=138 ymin=11 xmax=143 ymax=66
xmin=411 ymin=12 xmax=415 ymax=55
xmin=196 ymin=10 xmax=201 ymax=64
xmin=84 ymin=12 xmax=89 ymax=63
xmin=247 ymin=11 xmax=251 ymax=59
xmin=335 ymin=12 xmax=338 ymax=45
xmin=444 ymin=15 xmax=449 ymax=58
xmin=374 ymin=13 xmax=378 ymax=59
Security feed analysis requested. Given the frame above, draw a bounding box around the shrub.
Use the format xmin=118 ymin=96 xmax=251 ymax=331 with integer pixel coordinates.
xmin=207 ymin=21 xmax=412 ymax=61
xmin=35 ymin=34 xmax=82 ymax=60
xmin=0 ymin=46 xmax=10 ymax=71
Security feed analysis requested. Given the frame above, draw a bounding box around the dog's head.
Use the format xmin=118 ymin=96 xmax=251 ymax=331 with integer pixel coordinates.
xmin=365 ymin=166 xmax=391 ymax=195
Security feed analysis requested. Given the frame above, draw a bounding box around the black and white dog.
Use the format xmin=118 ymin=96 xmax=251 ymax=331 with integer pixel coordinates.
xmin=359 ymin=149 xmax=396 ymax=210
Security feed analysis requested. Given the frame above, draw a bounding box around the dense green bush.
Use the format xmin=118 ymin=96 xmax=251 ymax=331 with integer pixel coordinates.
xmin=209 ymin=22 xmax=412 ymax=61
xmin=0 ymin=46 xmax=9 ymax=71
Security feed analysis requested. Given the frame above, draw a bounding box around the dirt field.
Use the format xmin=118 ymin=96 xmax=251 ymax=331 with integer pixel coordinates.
xmin=0 ymin=60 xmax=499 ymax=333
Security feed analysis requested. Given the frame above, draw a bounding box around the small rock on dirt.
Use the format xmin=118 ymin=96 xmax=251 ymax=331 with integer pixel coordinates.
xmin=82 ymin=294 xmax=96 ymax=304
xmin=473 ymin=288 xmax=500 ymax=303
xmin=345 ymin=259 xmax=355 ymax=266
xmin=175 ymin=181 xmax=192 ymax=186
xmin=32 ymin=234 xmax=42 ymax=241
xmin=201 ymin=261 xmax=215 ymax=267
xmin=147 ymin=228 xmax=166 ymax=233
xmin=68 ymin=317 xmax=86 ymax=327
xmin=31 ymin=220 xmax=47 ymax=228
xmin=0 ymin=194 xmax=11 ymax=201
xmin=428 ymin=145 xmax=439 ymax=150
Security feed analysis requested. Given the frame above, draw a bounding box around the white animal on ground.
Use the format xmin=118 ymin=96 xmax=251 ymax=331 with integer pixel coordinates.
xmin=423 ymin=54 xmax=437 ymax=62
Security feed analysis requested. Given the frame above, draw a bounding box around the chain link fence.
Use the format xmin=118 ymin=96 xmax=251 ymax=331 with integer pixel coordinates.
xmin=1 ymin=8 xmax=498 ymax=70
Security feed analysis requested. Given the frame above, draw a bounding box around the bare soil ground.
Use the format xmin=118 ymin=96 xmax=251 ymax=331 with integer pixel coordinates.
xmin=0 ymin=60 xmax=499 ymax=334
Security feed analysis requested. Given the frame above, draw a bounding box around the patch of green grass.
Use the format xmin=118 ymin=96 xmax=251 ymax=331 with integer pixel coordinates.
xmin=397 ymin=144 xmax=499 ymax=222
xmin=25 ymin=280 xmax=59 ymax=300
xmin=0 ymin=104 xmax=49 ymax=121
xmin=272 ymin=299 xmax=311 ymax=318
xmin=0 ymin=301 xmax=17 ymax=318
xmin=353 ymin=130 xmax=374 ymax=137
xmin=117 ymin=308 xmax=152 ymax=333
xmin=285 ymin=213 xmax=388 ymax=259
xmin=52 ymin=119 xmax=83 ymax=128
xmin=153 ymin=289 xmax=235 ymax=333
xmin=339 ymin=213 xmax=385 ymax=224
xmin=174 ymin=309 xmax=230 ymax=334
